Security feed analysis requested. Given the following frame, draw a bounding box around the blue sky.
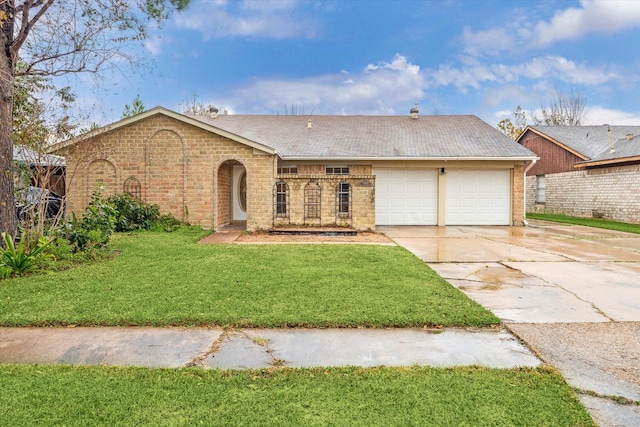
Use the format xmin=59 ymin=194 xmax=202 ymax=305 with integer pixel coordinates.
xmin=74 ymin=0 xmax=640 ymax=128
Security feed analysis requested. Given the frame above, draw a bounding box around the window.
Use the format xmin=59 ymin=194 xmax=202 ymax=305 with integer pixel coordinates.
xmin=277 ymin=165 xmax=298 ymax=174
xmin=274 ymin=181 xmax=289 ymax=217
xmin=336 ymin=182 xmax=351 ymax=217
xmin=305 ymin=181 xmax=321 ymax=219
xmin=123 ymin=176 xmax=141 ymax=200
xmin=238 ymin=171 xmax=247 ymax=212
xmin=536 ymin=175 xmax=546 ymax=203
xmin=326 ymin=166 xmax=350 ymax=175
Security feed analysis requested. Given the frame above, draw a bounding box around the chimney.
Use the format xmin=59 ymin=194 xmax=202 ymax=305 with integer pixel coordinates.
xmin=410 ymin=103 xmax=419 ymax=119
xmin=307 ymin=119 xmax=312 ymax=129
xmin=627 ymin=133 xmax=633 ymax=141
xmin=208 ymin=106 xmax=219 ymax=119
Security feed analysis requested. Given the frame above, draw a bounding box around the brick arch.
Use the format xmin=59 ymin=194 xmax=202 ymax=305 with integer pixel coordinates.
xmin=144 ymin=129 xmax=186 ymax=221
xmin=214 ymin=158 xmax=247 ymax=229
xmin=86 ymin=159 xmax=118 ymax=201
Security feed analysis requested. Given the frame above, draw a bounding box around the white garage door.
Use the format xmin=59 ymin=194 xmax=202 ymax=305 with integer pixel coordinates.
xmin=445 ymin=170 xmax=510 ymax=225
xmin=375 ymin=168 xmax=437 ymax=225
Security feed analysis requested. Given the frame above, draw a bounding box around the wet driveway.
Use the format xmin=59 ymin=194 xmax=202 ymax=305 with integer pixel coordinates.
xmin=380 ymin=220 xmax=640 ymax=427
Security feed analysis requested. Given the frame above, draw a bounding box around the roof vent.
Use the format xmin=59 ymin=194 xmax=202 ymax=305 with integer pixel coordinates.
xmin=208 ymin=106 xmax=219 ymax=119
xmin=307 ymin=119 xmax=312 ymax=129
xmin=627 ymin=133 xmax=633 ymax=141
xmin=410 ymin=103 xmax=419 ymax=119
xmin=607 ymin=125 xmax=615 ymax=154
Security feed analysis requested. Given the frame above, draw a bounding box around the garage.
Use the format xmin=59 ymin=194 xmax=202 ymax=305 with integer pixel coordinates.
xmin=445 ymin=170 xmax=511 ymax=225
xmin=374 ymin=168 xmax=437 ymax=225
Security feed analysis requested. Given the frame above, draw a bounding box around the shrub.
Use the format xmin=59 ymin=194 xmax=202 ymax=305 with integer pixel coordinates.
xmin=63 ymin=189 xmax=116 ymax=252
xmin=154 ymin=214 xmax=181 ymax=232
xmin=106 ymin=194 xmax=160 ymax=232
xmin=0 ymin=231 xmax=52 ymax=277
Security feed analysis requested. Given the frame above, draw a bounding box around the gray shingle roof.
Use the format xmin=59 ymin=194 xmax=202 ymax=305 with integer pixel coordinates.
xmin=14 ymin=145 xmax=66 ymax=167
xmin=529 ymin=125 xmax=640 ymax=163
xmin=190 ymin=114 xmax=536 ymax=160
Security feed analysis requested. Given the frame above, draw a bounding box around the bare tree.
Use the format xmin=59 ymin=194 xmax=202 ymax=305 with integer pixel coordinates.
xmin=179 ymin=94 xmax=216 ymax=115
xmin=534 ymin=87 xmax=586 ymax=126
xmin=0 ymin=0 xmax=191 ymax=237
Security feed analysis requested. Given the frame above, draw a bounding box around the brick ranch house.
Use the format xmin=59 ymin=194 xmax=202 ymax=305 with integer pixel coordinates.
xmin=50 ymin=106 xmax=536 ymax=231
xmin=518 ymin=125 xmax=640 ymax=223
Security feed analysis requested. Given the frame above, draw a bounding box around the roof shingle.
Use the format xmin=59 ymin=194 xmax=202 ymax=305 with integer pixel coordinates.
xmin=190 ymin=114 xmax=536 ymax=159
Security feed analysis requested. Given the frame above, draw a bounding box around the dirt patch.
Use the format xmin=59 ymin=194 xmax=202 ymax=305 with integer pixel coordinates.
xmin=235 ymin=230 xmax=395 ymax=244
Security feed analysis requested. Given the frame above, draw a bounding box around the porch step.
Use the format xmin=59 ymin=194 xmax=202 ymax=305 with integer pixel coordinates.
xmin=268 ymin=228 xmax=357 ymax=237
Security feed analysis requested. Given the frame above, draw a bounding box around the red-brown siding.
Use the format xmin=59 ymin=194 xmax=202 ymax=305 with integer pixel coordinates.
xmin=520 ymin=130 xmax=584 ymax=175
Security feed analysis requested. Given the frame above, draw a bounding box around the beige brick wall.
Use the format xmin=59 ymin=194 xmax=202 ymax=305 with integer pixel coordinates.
xmin=57 ymin=114 xmax=276 ymax=231
xmin=272 ymin=174 xmax=376 ymax=230
xmin=55 ymin=113 xmax=526 ymax=231
xmin=512 ymin=164 xmax=525 ymax=226
xmin=526 ymin=164 xmax=640 ymax=223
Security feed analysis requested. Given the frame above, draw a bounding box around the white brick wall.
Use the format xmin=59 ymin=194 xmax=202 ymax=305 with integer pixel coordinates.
xmin=526 ymin=164 xmax=640 ymax=223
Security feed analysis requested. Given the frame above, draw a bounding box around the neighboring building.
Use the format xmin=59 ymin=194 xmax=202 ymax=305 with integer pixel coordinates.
xmin=518 ymin=125 xmax=640 ymax=223
xmin=14 ymin=145 xmax=66 ymax=196
xmin=50 ymin=107 xmax=536 ymax=231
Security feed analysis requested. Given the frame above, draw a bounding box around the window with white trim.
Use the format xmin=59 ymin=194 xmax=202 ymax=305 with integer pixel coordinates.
xmin=274 ymin=181 xmax=289 ymax=217
xmin=336 ymin=182 xmax=351 ymax=217
xmin=277 ymin=165 xmax=298 ymax=174
xmin=326 ymin=166 xmax=350 ymax=175
xmin=536 ymin=175 xmax=546 ymax=203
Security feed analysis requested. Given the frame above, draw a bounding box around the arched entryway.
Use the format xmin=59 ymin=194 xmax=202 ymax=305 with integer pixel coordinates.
xmin=216 ymin=160 xmax=247 ymax=229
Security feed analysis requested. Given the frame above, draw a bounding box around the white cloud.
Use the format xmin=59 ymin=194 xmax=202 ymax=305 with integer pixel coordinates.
xmin=219 ymin=55 xmax=425 ymax=114
xmin=144 ymin=35 xmax=169 ymax=56
xmin=533 ymin=0 xmax=640 ymax=47
xmin=425 ymin=56 xmax=621 ymax=92
xmin=461 ymin=0 xmax=640 ymax=56
xmin=173 ymin=0 xmax=319 ymax=40
xmin=583 ymin=106 xmax=640 ymax=125
xmin=512 ymin=56 xmax=618 ymax=85
xmin=461 ymin=26 xmax=514 ymax=57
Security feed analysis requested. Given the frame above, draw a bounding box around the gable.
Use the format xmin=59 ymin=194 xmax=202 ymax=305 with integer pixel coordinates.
xmin=519 ymin=129 xmax=585 ymax=175
xmin=49 ymin=107 xmax=276 ymax=156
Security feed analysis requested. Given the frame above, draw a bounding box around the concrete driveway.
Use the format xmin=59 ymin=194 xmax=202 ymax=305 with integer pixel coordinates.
xmin=380 ymin=220 xmax=640 ymax=427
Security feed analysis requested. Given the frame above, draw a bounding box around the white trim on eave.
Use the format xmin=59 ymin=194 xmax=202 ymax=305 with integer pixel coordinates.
xmin=47 ymin=106 xmax=276 ymax=155
xmin=279 ymin=156 xmax=538 ymax=162
xmin=517 ymin=127 xmax=589 ymax=161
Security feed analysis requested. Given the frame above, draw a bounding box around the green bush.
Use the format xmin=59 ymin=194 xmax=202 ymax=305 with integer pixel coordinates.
xmin=106 ymin=194 xmax=160 ymax=232
xmin=154 ymin=214 xmax=181 ymax=232
xmin=63 ymin=190 xmax=116 ymax=252
xmin=0 ymin=231 xmax=52 ymax=277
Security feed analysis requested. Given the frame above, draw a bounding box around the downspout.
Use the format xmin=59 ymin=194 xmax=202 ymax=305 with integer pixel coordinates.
xmin=523 ymin=158 xmax=538 ymax=226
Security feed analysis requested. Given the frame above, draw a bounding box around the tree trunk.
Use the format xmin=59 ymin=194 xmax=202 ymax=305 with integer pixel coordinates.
xmin=0 ymin=6 xmax=17 ymax=238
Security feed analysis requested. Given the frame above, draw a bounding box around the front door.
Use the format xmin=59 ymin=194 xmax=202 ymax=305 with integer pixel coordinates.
xmin=232 ymin=165 xmax=247 ymax=221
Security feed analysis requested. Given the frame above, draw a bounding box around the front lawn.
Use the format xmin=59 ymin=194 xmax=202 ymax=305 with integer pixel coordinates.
xmin=0 ymin=365 xmax=594 ymax=426
xmin=0 ymin=227 xmax=498 ymax=327
xmin=527 ymin=213 xmax=640 ymax=234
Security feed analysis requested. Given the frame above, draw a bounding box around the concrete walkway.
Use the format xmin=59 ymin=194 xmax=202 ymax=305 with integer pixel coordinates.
xmin=0 ymin=326 xmax=539 ymax=369
xmin=380 ymin=220 xmax=640 ymax=427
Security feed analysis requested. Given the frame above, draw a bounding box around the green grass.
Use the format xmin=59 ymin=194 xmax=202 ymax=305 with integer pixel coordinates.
xmin=0 ymin=364 xmax=594 ymax=426
xmin=0 ymin=227 xmax=498 ymax=327
xmin=527 ymin=213 xmax=640 ymax=234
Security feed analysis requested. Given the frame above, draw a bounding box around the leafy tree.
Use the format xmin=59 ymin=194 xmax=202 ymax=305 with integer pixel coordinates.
xmin=534 ymin=87 xmax=585 ymax=126
xmin=0 ymin=0 xmax=191 ymax=237
xmin=122 ymin=94 xmax=145 ymax=119
xmin=497 ymin=106 xmax=527 ymax=140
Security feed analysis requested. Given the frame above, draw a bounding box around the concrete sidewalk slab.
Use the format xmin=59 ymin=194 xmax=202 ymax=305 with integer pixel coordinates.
xmin=204 ymin=328 xmax=540 ymax=369
xmin=0 ymin=327 xmax=540 ymax=370
xmin=0 ymin=327 xmax=222 ymax=368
